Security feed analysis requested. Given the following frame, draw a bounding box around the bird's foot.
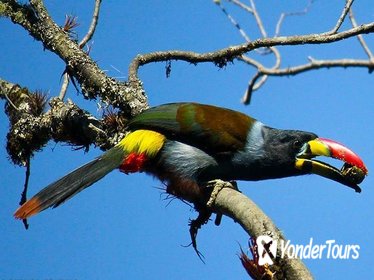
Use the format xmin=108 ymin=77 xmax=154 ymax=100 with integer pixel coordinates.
xmin=205 ymin=179 xmax=239 ymax=209
xmin=185 ymin=207 xmax=212 ymax=263
xmin=205 ymin=180 xmax=239 ymax=226
xmin=184 ymin=180 xmax=239 ymax=262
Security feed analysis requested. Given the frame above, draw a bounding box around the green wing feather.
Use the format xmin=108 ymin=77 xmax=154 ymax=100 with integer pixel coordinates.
xmin=128 ymin=103 xmax=255 ymax=155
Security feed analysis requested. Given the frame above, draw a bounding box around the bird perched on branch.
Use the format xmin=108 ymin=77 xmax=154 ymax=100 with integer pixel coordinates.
xmin=14 ymin=102 xmax=368 ymax=220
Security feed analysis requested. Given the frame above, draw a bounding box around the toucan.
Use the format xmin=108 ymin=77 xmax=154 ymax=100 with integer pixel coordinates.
xmin=14 ymin=102 xmax=368 ymax=219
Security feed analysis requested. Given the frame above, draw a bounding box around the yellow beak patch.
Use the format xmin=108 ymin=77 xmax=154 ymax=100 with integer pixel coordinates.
xmin=307 ymin=139 xmax=331 ymax=157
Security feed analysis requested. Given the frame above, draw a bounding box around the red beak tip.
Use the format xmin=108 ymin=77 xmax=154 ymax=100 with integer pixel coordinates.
xmin=319 ymin=137 xmax=367 ymax=176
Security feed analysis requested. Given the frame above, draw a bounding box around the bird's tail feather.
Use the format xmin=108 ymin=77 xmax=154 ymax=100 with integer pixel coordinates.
xmin=14 ymin=146 xmax=125 ymax=219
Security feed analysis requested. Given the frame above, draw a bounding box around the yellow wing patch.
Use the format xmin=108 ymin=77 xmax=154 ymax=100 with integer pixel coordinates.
xmin=117 ymin=130 xmax=166 ymax=158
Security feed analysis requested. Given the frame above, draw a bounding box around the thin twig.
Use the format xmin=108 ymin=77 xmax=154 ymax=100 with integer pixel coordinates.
xmin=218 ymin=0 xmax=278 ymax=95
xmin=4 ymin=85 xmax=20 ymax=111
xmin=59 ymin=72 xmax=70 ymax=100
xmin=249 ymin=0 xmax=267 ymax=38
xmin=239 ymin=55 xmax=262 ymax=68
xmin=215 ymin=1 xmax=251 ymax=42
xmin=349 ymin=9 xmax=374 ymax=59
xmin=234 ymin=0 xmax=281 ymax=102
xmin=216 ymin=0 xmax=267 ymax=58
xmin=263 ymin=57 xmax=374 ymax=75
xmin=241 ymin=56 xmax=374 ymax=104
xmin=242 ymin=71 xmax=263 ymax=104
xmin=275 ymin=0 xmax=314 ymax=37
xmin=79 ymin=0 xmax=102 ymax=48
xmin=227 ymin=0 xmax=253 ymax=14
xmin=58 ymin=0 xmax=102 ymax=100
xmin=327 ymin=0 xmax=354 ymax=34
xmin=246 ymin=0 xmax=273 ymax=93
xmin=252 ymin=57 xmax=373 ymax=77
xmin=20 ymin=157 xmax=31 ymax=230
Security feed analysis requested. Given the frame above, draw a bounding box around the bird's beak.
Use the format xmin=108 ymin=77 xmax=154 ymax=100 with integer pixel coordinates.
xmin=295 ymin=138 xmax=368 ymax=192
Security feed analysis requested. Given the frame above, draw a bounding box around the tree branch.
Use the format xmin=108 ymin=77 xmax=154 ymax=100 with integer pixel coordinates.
xmin=349 ymin=9 xmax=374 ymax=60
xmin=214 ymin=1 xmax=251 ymax=42
xmin=328 ymin=0 xmax=354 ymax=35
xmin=213 ymin=0 xmax=374 ymax=104
xmin=240 ymin=57 xmax=374 ymax=104
xmin=128 ymin=22 xmax=374 ymax=81
xmin=1 ymin=2 xmax=372 ymax=278
xmin=79 ymin=0 xmax=102 ymax=48
xmin=208 ymin=182 xmax=313 ymax=279
xmin=274 ymin=0 xmax=313 ymax=37
xmin=1 ymin=0 xmax=147 ymax=116
xmin=0 ymin=78 xmax=124 ymax=165
xmin=59 ymin=0 xmax=103 ymax=101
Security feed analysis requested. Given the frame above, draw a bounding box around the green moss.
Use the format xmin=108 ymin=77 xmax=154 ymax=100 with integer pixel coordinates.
xmin=0 ymin=3 xmax=8 ymax=17
xmin=13 ymin=10 xmax=27 ymax=24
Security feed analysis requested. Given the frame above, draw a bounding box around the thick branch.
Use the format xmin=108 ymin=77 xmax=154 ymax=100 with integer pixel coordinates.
xmin=0 ymin=78 xmax=125 ymax=165
xmin=0 ymin=0 xmax=147 ymax=116
xmin=210 ymin=185 xmax=313 ymax=279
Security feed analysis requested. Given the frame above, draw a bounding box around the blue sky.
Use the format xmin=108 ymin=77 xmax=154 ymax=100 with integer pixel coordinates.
xmin=1 ymin=1 xmax=373 ymax=279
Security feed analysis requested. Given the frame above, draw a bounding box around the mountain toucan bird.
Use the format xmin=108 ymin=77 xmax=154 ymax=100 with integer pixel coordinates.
xmin=14 ymin=102 xmax=368 ymax=219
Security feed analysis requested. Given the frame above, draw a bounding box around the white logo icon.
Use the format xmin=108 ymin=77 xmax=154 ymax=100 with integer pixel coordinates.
xmin=254 ymin=236 xmax=360 ymax=264
xmin=257 ymin=235 xmax=277 ymax=265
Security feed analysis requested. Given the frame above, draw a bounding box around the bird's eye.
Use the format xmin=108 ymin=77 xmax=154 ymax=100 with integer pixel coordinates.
xmin=293 ymin=140 xmax=303 ymax=150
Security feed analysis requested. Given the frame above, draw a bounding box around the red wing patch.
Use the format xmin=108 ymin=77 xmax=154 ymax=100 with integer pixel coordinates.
xmin=119 ymin=152 xmax=148 ymax=174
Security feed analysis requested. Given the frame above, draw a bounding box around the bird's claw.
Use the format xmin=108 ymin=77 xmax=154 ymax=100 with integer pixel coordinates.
xmin=205 ymin=179 xmax=238 ymax=208
xmin=185 ymin=207 xmax=212 ymax=263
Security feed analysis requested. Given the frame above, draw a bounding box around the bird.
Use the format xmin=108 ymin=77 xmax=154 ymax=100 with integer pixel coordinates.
xmin=14 ymin=102 xmax=368 ymax=219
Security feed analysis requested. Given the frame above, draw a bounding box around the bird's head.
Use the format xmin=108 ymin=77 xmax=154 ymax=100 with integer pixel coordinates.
xmin=262 ymin=128 xmax=368 ymax=192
